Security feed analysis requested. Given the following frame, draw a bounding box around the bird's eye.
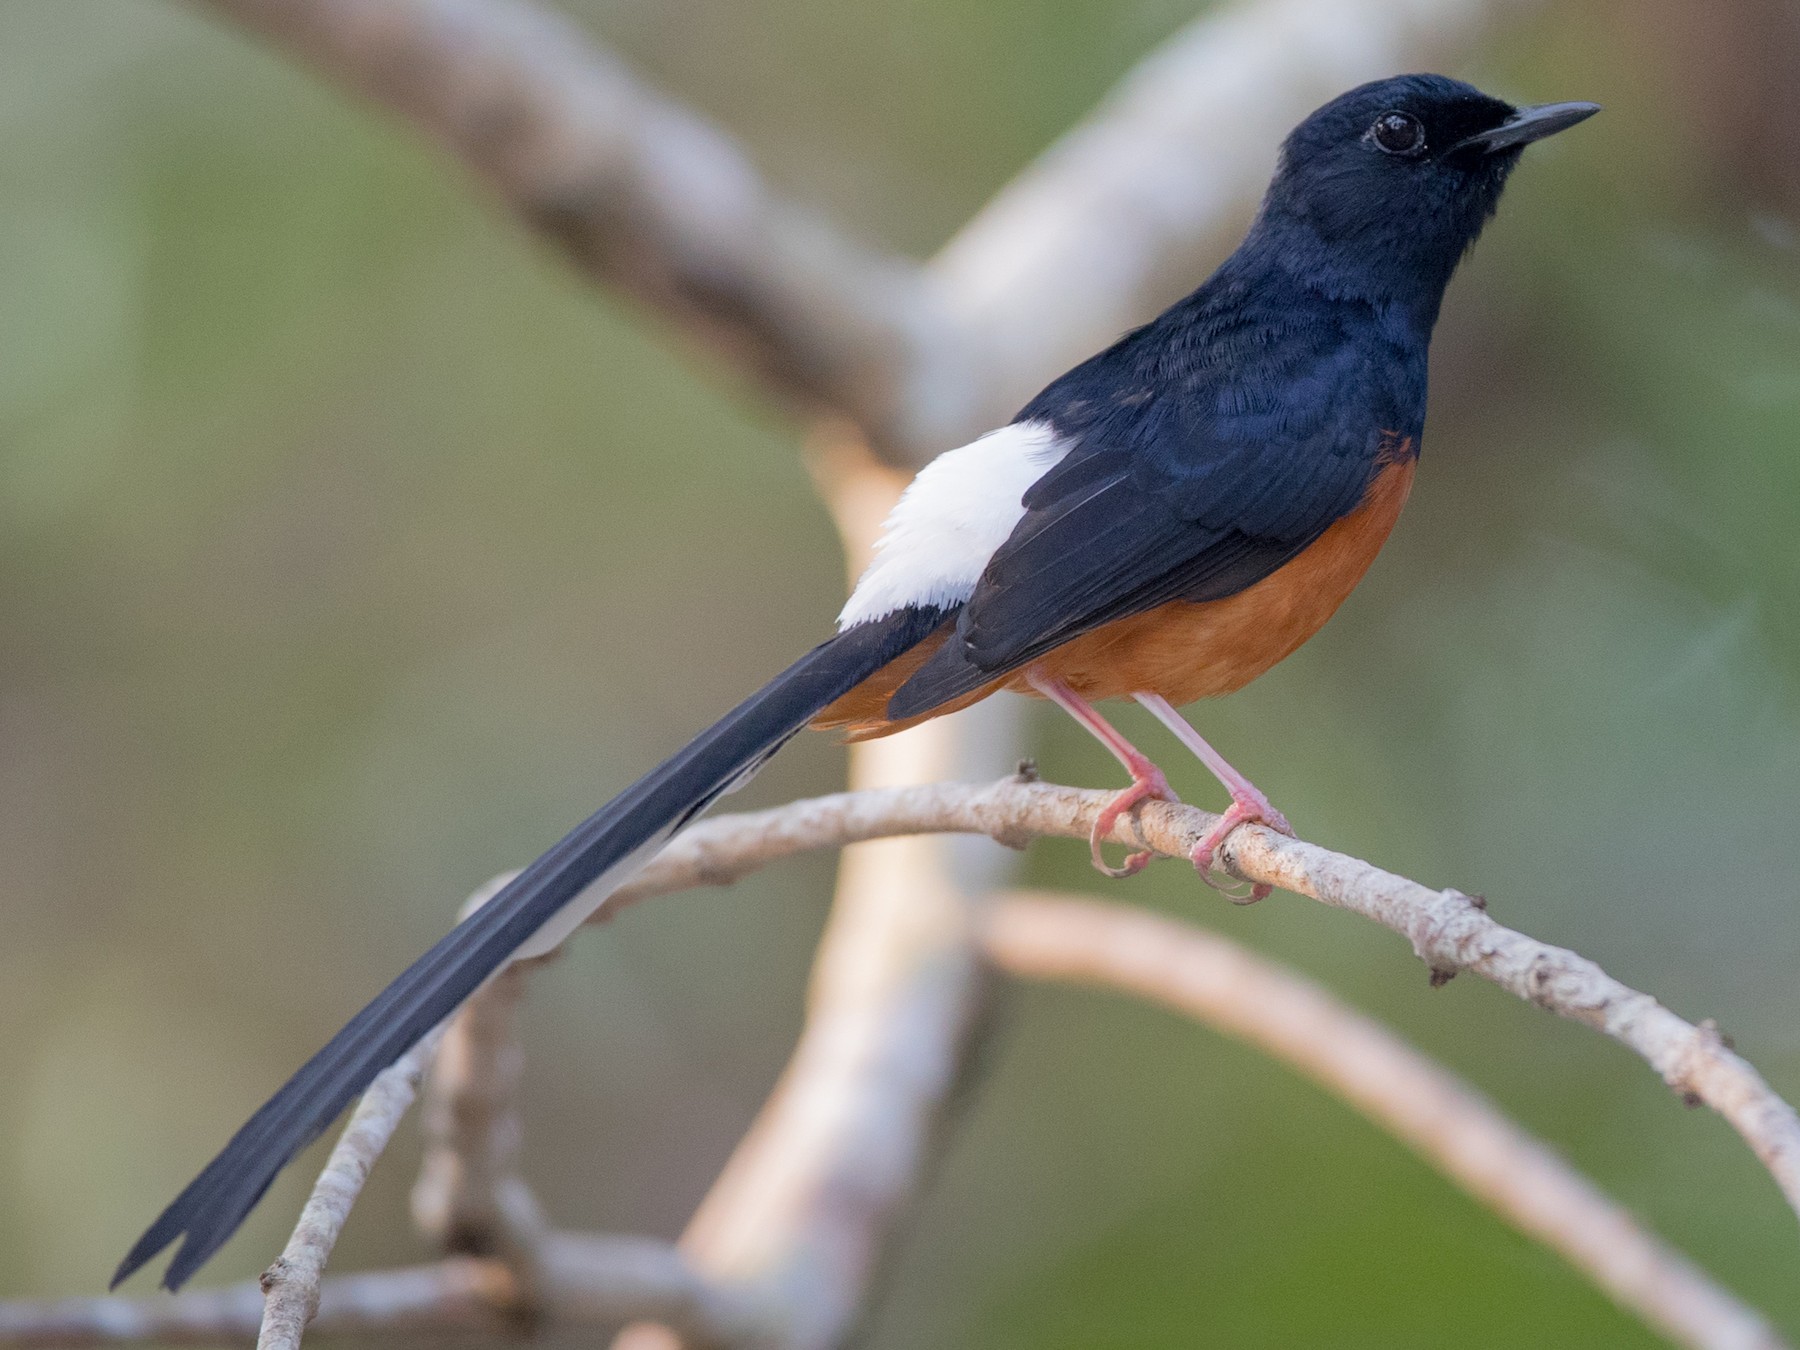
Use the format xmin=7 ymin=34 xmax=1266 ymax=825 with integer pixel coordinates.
xmin=1369 ymin=111 xmax=1425 ymax=156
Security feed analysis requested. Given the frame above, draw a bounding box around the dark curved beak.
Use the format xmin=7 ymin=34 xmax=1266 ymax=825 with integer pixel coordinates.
xmin=1455 ymin=101 xmax=1601 ymax=154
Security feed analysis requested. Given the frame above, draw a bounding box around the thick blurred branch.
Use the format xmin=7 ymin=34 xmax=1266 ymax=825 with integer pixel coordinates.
xmin=613 ymin=472 xmax=1018 ymax=1350
xmin=643 ymin=739 xmax=991 ymax=1350
xmin=192 ymin=0 xmax=955 ymax=464
xmin=189 ymin=0 xmax=1528 ymax=463
xmin=985 ymin=893 xmax=1788 ymax=1350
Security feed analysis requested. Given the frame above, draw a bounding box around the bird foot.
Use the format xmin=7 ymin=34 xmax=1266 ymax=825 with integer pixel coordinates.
xmin=1090 ymin=766 xmax=1178 ymax=879
xmin=1190 ymin=789 xmax=1292 ymax=903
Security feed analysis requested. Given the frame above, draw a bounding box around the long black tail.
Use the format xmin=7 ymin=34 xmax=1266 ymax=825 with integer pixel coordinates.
xmin=114 ymin=607 xmax=945 ymax=1291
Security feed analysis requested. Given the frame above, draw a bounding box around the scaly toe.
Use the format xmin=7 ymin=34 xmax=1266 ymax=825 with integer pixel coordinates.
xmin=1089 ymin=775 xmax=1178 ymax=879
xmin=1229 ymin=791 xmax=1292 ymax=839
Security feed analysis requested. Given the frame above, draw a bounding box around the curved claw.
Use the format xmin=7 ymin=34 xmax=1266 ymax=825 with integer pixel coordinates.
xmin=1089 ymin=770 xmax=1176 ymax=879
xmin=1189 ymin=794 xmax=1294 ymax=904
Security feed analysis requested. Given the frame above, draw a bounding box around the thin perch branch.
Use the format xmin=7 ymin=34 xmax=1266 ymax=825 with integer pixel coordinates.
xmin=576 ymin=775 xmax=1800 ymax=1229
xmin=9 ymin=779 xmax=1790 ymax=1346
xmin=983 ymin=893 xmax=1789 ymax=1350
xmin=0 ymin=1236 xmax=766 ymax=1346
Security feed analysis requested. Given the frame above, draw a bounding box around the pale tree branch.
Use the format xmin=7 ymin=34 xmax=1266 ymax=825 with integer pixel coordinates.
xmin=255 ymin=1024 xmax=448 ymax=1349
xmin=983 ymin=892 xmax=1789 ymax=1350
xmin=191 ymin=0 xmax=959 ymax=465
xmin=17 ymin=783 xmax=1791 ymax=1347
xmin=607 ymin=435 xmax=1029 ymax=1350
xmin=188 ymin=0 xmax=1538 ymax=464
xmin=573 ymin=776 xmax=1800 ymax=1230
xmin=631 ymin=709 xmax=1011 ymax=1350
xmin=0 ymin=1237 xmax=767 ymax=1346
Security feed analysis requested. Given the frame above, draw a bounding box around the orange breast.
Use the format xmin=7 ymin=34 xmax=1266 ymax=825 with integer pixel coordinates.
xmin=816 ymin=453 xmax=1416 ymax=738
xmin=1019 ymin=456 xmax=1416 ymax=705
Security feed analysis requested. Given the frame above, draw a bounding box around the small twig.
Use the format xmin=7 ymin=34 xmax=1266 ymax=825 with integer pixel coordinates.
xmin=579 ymin=776 xmax=1800 ymax=1230
xmin=410 ymin=962 xmax=550 ymax=1266
xmin=0 ymin=1236 xmax=767 ymax=1346
xmin=253 ymin=1023 xmax=447 ymax=1347
xmin=410 ymin=877 xmax=551 ymax=1281
xmin=983 ymin=893 xmax=1789 ymax=1350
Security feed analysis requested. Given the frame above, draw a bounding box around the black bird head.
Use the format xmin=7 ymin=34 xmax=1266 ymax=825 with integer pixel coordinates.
xmin=1251 ymin=74 xmax=1599 ymax=318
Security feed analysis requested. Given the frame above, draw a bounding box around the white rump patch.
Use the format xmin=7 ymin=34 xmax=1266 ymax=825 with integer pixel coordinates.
xmin=837 ymin=419 xmax=1067 ymax=629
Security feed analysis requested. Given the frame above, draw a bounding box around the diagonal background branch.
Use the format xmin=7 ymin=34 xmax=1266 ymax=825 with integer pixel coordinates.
xmin=191 ymin=0 xmax=1531 ymax=467
xmin=984 ymin=893 xmax=1788 ymax=1350
xmin=192 ymin=0 xmax=955 ymax=465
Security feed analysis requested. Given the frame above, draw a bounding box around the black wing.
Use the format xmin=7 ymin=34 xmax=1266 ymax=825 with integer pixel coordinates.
xmin=887 ymin=325 xmax=1401 ymax=718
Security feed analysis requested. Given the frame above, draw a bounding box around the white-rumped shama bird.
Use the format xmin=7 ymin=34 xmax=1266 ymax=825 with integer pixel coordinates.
xmin=117 ymin=74 xmax=1597 ymax=1289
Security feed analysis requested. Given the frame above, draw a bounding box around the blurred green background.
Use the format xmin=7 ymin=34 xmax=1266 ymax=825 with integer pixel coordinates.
xmin=3 ymin=0 xmax=1798 ymax=1344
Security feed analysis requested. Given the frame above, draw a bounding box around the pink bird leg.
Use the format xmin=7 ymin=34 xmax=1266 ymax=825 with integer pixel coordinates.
xmin=1028 ymin=671 xmax=1177 ymax=879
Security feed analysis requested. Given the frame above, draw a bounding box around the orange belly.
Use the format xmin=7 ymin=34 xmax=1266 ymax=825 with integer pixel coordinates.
xmin=817 ymin=455 xmax=1415 ymax=738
